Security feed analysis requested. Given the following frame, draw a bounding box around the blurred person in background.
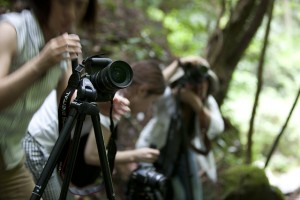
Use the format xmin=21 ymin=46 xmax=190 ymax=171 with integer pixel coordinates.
xmin=136 ymin=56 xmax=225 ymax=200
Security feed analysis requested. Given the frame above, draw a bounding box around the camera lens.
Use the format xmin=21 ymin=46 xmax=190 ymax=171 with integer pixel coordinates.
xmin=146 ymin=170 xmax=167 ymax=190
xmin=106 ymin=60 xmax=133 ymax=89
xmin=94 ymin=60 xmax=133 ymax=91
xmin=110 ymin=63 xmax=130 ymax=84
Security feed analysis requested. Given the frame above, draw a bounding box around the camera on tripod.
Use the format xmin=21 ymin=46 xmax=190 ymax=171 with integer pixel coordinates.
xmin=126 ymin=164 xmax=167 ymax=200
xmin=52 ymin=55 xmax=133 ymax=199
xmin=77 ymin=55 xmax=133 ymax=102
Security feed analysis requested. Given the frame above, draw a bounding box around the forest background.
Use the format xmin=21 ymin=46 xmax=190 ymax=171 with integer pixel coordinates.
xmin=1 ymin=0 xmax=300 ymax=198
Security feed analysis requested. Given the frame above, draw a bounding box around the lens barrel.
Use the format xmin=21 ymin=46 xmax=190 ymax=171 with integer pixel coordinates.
xmin=92 ymin=60 xmax=133 ymax=92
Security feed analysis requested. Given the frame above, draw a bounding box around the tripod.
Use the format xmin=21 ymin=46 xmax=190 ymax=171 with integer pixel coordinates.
xmin=30 ymin=62 xmax=116 ymax=200
xmin=30 ymin=99 xmax=115 ymax=200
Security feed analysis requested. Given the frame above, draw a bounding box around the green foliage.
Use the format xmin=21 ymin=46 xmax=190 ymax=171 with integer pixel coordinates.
xmin=0 ymin=0 xmax=10 ymax=6
xmin=163 ymin=10 xmax=208 ymax=55
xmin=219 ymin=165 xmax=285 ymax=200
xmin=222 ymin=0 xmax=300 ymax=174
xmin=131 ymin=0 xmax=300 ymax=177
xmin=0 ymin=0 xmax=10 ymax=12
xmin=143 ymin=1 xmax=219 ymax=57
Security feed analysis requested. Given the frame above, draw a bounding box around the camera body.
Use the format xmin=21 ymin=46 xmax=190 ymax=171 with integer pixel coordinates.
xmin=126 ymin=164 xmax=167 ymax=200
xmin=171 ymin=63 xmax=209 ymax=88
xmin=79 ymin=55 xmax=133 ymax=102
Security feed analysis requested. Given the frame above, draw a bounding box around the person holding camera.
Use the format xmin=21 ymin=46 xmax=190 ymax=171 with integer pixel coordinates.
xmin=18 ymin=0 xmax=98 ymax=199
xmin=0 ymin=0 xmax=83 ymax=199
xmin=19 ymin=1 xmax=130 ymax=199
xmin=136 ymin=56 xmax=225 ymax=200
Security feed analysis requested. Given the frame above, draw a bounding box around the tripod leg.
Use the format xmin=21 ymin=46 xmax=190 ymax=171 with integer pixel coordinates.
xmin=30 ymin=108 xmax=79 ymax=200
xmin=91 ymin=113 xmax=115 ymax=200
xmin=59 ymin=113 xmax=86 ymax=200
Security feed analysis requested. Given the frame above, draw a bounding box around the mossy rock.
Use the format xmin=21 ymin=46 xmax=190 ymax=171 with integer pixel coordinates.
xmin=218 ymin=165 xmax=284 ymax=200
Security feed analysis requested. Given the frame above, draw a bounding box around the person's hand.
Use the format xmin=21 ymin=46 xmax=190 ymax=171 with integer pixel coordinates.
xmin=133 ymin=147 xmax=160 ymax=163
xmin=112 ymin=93 xmax=130 ymax=121
xmin=97 ymin=93 xmax=130 ymax=121
xmin=37 ymin=33 xmax=82 ymax=71
xmin=173 ymin=87 xmax=204 ymax=112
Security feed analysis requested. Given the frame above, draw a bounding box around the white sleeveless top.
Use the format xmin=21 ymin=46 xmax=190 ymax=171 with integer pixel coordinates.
xmin=0 ymin=10 xmax=67 ymax=170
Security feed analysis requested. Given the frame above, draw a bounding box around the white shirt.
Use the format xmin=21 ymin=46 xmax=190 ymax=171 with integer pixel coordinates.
xmin=136 ymin=86 xmax=224 ymax=182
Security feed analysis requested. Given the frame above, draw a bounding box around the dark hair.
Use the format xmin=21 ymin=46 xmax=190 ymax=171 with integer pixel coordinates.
xmin=131 ymin=60 xmax=166 ymax=96
xmin=26 ymin=0 xmax=51 ymax=25
xmin=79 ymin=0 xmax=97 ymax=28
xmin=25 ymin=0 xmax=97 ymax=28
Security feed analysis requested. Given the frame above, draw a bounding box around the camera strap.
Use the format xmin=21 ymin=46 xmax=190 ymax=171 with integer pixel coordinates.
xmin=155 ymin=111 xmax=183 ymax=178
xmin=154 ymin=92 xmax=184 ymax=178
xmin=57 ymin=61 xmax=117 ymax=194
xmin=57 ymin=64 xmax=82 ymax=180
xmin=106 ymin=100 xmax=117 ymax=171
xmin=58 ymin=72 xmax=81 ymax=132
xmin=189 ymin=123 xmax=211 ymax=155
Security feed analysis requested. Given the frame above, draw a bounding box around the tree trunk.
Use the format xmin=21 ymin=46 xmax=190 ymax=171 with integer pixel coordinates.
xmin=205 ymin=0 xmax=270 ymax=106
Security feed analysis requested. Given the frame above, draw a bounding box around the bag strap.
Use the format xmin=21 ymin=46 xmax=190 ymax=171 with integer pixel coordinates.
xmin=189 ymin=127 xmax=211 ymax=155
xmin=106 ymin=99 xmax=117 ymax=172
xmin=154 ymin=111 xmax=182 ymax=177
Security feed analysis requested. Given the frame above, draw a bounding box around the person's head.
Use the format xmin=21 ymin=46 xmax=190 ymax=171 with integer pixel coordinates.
xmin=26 ymin=0 xmax=97 ymax=39
xmin=119 ymin=60 xmax=166 ymax=115
xmin=169 ymin=56 xmax=219 ymax=101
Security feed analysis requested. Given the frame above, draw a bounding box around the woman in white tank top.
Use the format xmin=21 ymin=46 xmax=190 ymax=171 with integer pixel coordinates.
xmin=0 ymin=0 xmax=82 ymax=199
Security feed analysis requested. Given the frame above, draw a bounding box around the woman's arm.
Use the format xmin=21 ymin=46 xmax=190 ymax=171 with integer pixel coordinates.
xmin=0 ymin=26 xmax=81 ymax=110
xmin=163 ymin=60 xmax=179 ymax=81
xmin=84 ymin=126 xmax=160 ymax=166
xmin=115 ymin=148 xmax=160 ymax=164
xmin=0 ymin=22 xmax=45 ymax=109
xmin=84 ymin=125 xmax=111 ymax=166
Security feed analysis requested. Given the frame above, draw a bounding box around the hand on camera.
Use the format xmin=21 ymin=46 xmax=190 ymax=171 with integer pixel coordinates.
xmin=97 ymin=93 xmax=130 ymax=121
xmin=173 ymin=87 xmax=204 ymax=112
xmin=134 ymin=147 xmax=160 ymax=163
xmin=38 ymin=33 xmax=82 ymax=71
xmin=112 ymin=93 xmax=131 ymax=121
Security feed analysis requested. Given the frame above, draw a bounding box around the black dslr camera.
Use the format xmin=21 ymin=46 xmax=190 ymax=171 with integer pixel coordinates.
xmin=76 ymin=55 xmax=133 ymax=102
xmin=171 ymin=63 xmax=209 ymax=88
xmin=126 ymin=163 xmax=167 ymax=200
